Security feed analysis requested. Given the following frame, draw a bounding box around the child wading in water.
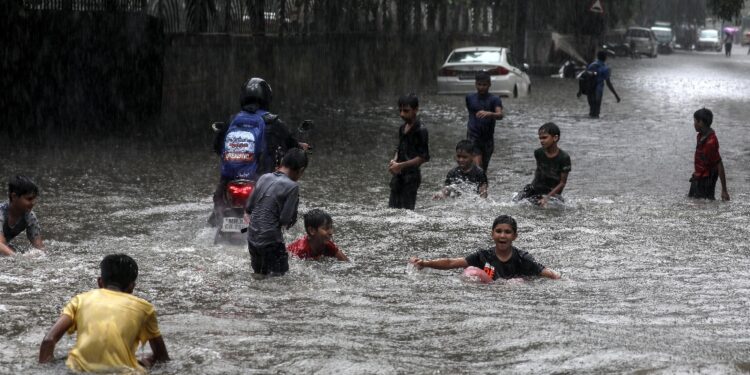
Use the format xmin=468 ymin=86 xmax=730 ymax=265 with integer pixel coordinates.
xmin=287 ymin=209 xmax=348 ymax=261
xmin=39 ymin=254 xmax=169 ymax=372
xmin=514 ymin=122 xmax=571 ymax=207
xmin=434 ymin=140 xmax=488 ymax=199
xmin=409 ymin=215 xmax=560 ymax=281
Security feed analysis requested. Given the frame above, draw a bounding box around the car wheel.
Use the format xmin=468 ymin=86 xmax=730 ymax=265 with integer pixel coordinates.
xmin=513 ymin=85 xmax=518 ymax=98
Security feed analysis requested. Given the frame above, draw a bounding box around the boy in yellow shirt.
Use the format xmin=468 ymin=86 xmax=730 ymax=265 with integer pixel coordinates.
xmin=39 ymin=254 xmax=169 ymax=372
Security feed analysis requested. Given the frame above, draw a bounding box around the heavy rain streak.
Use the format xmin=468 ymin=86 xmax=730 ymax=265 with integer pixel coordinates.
xmin=2 ymin=0 xmax=750 ymax=374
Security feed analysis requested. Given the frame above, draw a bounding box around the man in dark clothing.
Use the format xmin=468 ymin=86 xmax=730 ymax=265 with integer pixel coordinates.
xmin=465 ymin=72 xmax=503 ymax=173
xmin=577 ymin=51 xmax=621 ymax=118
xmin=388 ymin=94 xmax=430 ymax=210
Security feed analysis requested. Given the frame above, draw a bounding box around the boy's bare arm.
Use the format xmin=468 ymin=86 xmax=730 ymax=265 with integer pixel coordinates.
xmin=409 ymin=256 xmax=468 ymax=270
xmin=540 ymin=267 xmax=561 ymax=279
xmin=333 ymin=249 xmax=349 ymax=262
xmin=31 ymin=236 xmax=45 ymax=250
xmin=605 ymin=78 xmax=621 ymax=102
xmin=547 ymin=172 xmax=569 ymax=198
xmin=479 ymin=182 xmax=488 ymax=198
xmin=0 ymin=234 xmax=15 ymax=256
xmin=389 ymin=156 xmax=427 ymax=175
xmin=718 ymin=161 xmax=730 ymax=201
xmin=39 ymin=315 xmax=74 ymax=363
xmin=140 ymin=336 xmax=170 ymax=368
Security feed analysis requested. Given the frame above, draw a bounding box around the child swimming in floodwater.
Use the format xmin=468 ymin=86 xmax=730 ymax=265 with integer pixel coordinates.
xmin=1 ymin=175 xmax=45 ymax=256
xmin=287 ymin=209 xmax=348 ymax=261
xmin=409 ymin=215 xmax=560 ymax=281
xmin=514 ymin=122 xmax=571 ymax=207
xmin=433 ymin=140 xmax=488 ymax=199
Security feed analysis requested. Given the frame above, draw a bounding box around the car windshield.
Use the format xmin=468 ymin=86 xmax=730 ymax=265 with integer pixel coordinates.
xmin=700 ymin=30 xmax=718 ymax=38
xmin=447 ymin=51 xmax=502 ymax=64
xmin=651 ymin=28 xmax=672 ymax=41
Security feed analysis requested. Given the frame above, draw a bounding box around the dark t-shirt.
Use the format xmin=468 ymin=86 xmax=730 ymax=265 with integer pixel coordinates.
xmin=464 ymin=246 xmax=545 ymax=280
xmin=466 ymin=93 xmax=503 ymax=144
xmin=0 ymin=202 xmax=41 ymax=243
xmin=531 ymin=148 xmax=572 ymax=194
xmin=444 ymin=165 xmax=488 ymax=195
xmin=395 ymin=120 xmax=430 ymax=174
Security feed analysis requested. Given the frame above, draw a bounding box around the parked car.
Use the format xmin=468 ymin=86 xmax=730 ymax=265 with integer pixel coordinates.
xmin=437 ymin=46 xmax=531 ymax=97
xmin=625 ymin=27 xmax=659 ymax=57
xmin=695 ymin=29 xmax=722 ymax=51
xmin=651 ymin=25 xmax=675 ymax=54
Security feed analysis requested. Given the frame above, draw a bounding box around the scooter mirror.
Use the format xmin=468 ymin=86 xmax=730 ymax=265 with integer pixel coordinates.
xmin=211 ymin=122 xmax=226 ymax=133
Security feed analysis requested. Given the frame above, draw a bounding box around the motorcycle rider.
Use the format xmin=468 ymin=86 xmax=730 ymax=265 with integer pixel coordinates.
xmin=209 ymin=77 xmax=309 ymax=226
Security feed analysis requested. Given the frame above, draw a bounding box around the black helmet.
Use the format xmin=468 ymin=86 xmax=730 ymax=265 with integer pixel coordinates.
xmin=240 ymin=77 xmax=272 ymax=111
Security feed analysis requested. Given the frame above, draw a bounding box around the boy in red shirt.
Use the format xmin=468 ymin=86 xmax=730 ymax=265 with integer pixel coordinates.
xmin=689 ymin=108 xmax=730 ymax=201
xmin=287 ymin=209 xmax=348 ymax=261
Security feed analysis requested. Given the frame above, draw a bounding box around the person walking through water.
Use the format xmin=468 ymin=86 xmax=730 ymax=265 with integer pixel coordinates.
xmin=724 ymin=32 xmax=733 ymax=57
xmin=577 ymin=50 xmax=621 ymax=118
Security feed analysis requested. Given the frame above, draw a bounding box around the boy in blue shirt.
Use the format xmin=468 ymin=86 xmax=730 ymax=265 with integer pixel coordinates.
xmin=577 ymin=50 xmax=620 ymax=118
xmin=466 ymin=72 xmax=503 ymax=173
xmin=409 ymin=215 xmax=560 ymax=281
xmin=514 ymin=122 xmax=571 ymax=207
xmin=434 ymin=140 xmax=488 ymax=199
xmin=0 ymin=175 xmax=44 ymax=256
xmin=246 ymin=148 xmax=308 ymax=277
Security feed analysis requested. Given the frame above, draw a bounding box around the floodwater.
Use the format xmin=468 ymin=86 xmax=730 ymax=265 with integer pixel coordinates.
xmin=2 ymin=51 xmax=750 ymax=374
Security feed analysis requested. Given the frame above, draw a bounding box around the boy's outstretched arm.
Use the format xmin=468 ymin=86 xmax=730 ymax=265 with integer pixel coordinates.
xmin=718 ymin=160 xmax=730 ymax=201
xmin=540 ymin=267 xmax=561 ymax=279
xmin=139 ymin=336 xmax=170 ymax=368
xmin=39 ymin=315 xmax=74 ymax=363
xmin=605 ymin=78 xmax=621 ymax=102
xmin=409 ymin=256 xmax=468 ymax=270
xmin=333 ymin=248 xmax=349 ymax=262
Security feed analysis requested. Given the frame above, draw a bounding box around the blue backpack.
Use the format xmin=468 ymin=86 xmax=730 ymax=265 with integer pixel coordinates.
xmin=220 ymin=110 xmax=267 ymax=180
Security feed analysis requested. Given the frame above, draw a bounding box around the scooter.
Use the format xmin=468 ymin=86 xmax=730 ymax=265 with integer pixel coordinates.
xmin=210 ymin=119 xmax=314 ymax=245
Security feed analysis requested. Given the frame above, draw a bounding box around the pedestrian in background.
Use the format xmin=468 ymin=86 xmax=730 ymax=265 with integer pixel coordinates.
xmin=578 ymin=50 xmax=621 ymax=118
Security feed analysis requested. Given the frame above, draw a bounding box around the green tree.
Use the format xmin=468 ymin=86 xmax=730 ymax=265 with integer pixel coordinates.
xmin=708 ymin=0 xmax=744 ymax=21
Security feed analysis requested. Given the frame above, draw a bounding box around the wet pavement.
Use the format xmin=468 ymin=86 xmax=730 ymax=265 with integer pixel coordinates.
xmin=1 ymin=49 xmax=750 ymax=374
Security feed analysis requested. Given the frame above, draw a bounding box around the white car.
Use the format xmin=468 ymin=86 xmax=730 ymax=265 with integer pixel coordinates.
xmin=437 ymin=46 xmax=531 ymax=97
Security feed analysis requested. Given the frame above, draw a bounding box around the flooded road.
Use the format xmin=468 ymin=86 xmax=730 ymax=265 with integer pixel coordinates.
xmin=2 ymin=51 xmax=750 ymax=374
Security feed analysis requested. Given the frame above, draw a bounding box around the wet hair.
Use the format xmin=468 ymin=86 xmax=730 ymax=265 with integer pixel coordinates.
xmin=281 ymin=148 xmax=308 ymax=171
xmin=475 ymin=71 xmax=491 ymax=83
xmin=8 ymin=175 xmax=39 ymax=201
xmin=597 ymin=50 xmax=608 ymax=61
xmin=538 ymin=122 xmax=561 ymax=137
xmin=694 ymin=108 xmax=713 ymax=128
xmin=492 ymin=215 xmax=517 ymax=234
xmin=397 ymin=93 xmax=419 ymax=109
xmin=455 ymin=139 xmax=475 ymax=154
xmin=304 ymin=209 xmax=333 ymax=232
xmin=100 ymin=254 xmax=139 ymax=291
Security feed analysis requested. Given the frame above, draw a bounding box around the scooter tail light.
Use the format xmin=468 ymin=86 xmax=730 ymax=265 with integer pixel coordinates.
xmin=227 ymin=183 xmax=254 ymax=208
